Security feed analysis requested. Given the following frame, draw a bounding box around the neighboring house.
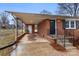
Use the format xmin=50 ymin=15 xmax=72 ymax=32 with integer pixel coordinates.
xmin=6 ymin=11 xmax=79 ymax=48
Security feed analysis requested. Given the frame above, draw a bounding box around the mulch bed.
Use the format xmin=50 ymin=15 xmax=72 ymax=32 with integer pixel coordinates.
xmin=50 ymin=43 xmax=67 ymax=52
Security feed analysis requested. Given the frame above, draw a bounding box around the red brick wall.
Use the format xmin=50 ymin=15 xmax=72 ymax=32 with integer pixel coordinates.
xmin=56 ymin=19 xmax=64 ymax=35
xmin=38 ymin=19 xmax=50 ymax=37
xmin=38 ymin=19 xmax=65 ymax=37
xmin=73 ymin=29 xmax=79 ymax=39
xmin=74 ymin=29 xmax=79 ymax=45
xmin=38 ymin=18 xmax=79 ymax=41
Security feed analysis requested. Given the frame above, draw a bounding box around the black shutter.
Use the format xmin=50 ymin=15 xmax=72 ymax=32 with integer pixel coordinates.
xmin=76 ymin=21 xmax=79 ymax=29
xmin=62 ymin=19 xmax=65 ymax=29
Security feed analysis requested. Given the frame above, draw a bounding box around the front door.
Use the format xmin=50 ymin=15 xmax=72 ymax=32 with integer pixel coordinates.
xmin=28 ymin=25 xmax=32 ymax=34
xmin=50 ymin=20 xmax=55 ymax=35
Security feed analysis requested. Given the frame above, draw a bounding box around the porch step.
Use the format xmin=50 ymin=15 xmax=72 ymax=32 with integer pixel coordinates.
xmin=58 ymin=42 xmax=73 ymax=47
xmin=58 ymin=42 xmax=76 ymax=50
xmin=66 ymin=46 xmax=76 ymax=50
xmin=57 ymin=39 xmax=76 ymax=50
xmin=57 ymin=39 xmax=69 ymax=44
xmin=57 ymin=39 xmax=69 ymax=42
xmin=57 ymin=40 xmax=72 ymax=45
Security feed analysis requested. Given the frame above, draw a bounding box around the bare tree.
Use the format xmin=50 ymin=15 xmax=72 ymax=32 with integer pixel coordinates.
xmin=1 ymin=12 xmax=9 ymax=29
xmin=57 ymin=3 xmax=79 ymax=16
xmin=40 ymin=9 xmax=52 ymax=15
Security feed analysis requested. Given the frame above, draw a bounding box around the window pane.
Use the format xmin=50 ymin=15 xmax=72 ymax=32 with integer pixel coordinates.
xmin=65 ymin=21 xmax=69 ymax=28
xmin=71 ymin=21 xmax=74 ymax=28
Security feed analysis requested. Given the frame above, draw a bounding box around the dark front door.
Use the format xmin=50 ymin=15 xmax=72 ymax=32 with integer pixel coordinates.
xmin=50 ymin=20 xmax=55 ymax=35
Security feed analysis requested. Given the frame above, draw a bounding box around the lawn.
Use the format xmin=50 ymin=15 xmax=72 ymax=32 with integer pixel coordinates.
xmin=0 ymin=29 xmax=16 ymax=56
xmin=0 ymin=29 xmax=15 ymax=46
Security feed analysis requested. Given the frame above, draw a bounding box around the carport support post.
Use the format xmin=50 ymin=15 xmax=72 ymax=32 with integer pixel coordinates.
xmin=22 ymin=21 xmax=23 ymax=34
xmin=24 ymin=24 xmax=26 ymax=33
xmin=16 ymin=19 xmax=18 ymax=38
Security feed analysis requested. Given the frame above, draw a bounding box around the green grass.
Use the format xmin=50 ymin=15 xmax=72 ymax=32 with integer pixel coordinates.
xmin=0 ymin=29 xmax=15 ymax=46
xmin=0 ymin=47 xmax=13 ymax=56
xmin=0 ymin=29 xmax=25 ymax=56
xmin=0 ymin=29 xmax=16 ymax=56
xmin=18 ymin=30 xmax=23 ymax=36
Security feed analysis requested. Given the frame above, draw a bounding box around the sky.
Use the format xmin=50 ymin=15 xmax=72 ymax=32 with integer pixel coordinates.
xmin=0 ymin=3 xmax=58 ymax=24
xmin=0 ymin=3 xmax=58 ymax=14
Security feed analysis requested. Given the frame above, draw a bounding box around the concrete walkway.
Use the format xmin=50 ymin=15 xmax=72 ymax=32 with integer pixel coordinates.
xmin=11 ymin=34 xmax=79 ymax=56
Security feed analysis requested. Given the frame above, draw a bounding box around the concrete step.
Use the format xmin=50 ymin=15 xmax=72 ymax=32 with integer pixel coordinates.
xmin=57 ymin=40 xmax=74 ymax=47
xmin=57 ymin=40 xmax=69 ymax=43
xmin=58 ymin=43 xmax=76 ymax=50
xmin=65 ymin=43 xmax=73 ymax=46
xmin=56 ymin=37 xmax=76 ymax=50
xmin=58 ymin=41 xmax=73 ymax=46
xmin=58 ymin=43 xmax=73 ymax=47
xmin=57 ymin=38 xmax=68 ymax=40
xmin=57 ymin=42 xmax=76 ymax=50
xmin=66 ymin=46 xmax=76 ymax=50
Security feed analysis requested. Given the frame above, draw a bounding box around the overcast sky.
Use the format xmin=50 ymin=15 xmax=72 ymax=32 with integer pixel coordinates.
xmin=0 ymin=3 xmax=58 ymax=14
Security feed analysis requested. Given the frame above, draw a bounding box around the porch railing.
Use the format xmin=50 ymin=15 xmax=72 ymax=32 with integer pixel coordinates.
xmin=64 ymin=29 xmax=75 ymax=47
xmin=56 ymin=29 xmax=75 ymax=48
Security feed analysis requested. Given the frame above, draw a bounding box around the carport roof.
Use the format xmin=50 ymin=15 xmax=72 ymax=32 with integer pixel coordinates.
xmin=5 ymin=11 xmax=79 ymax=24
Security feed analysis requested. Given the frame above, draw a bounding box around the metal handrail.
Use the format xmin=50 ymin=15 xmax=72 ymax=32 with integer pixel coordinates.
xmin=56 ymin=28 xmax=75 ymax=47
xmin=64 ymin=29 xmax=75 ymax=47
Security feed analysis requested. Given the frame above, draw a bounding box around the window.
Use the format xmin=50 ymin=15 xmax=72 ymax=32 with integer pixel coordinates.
xmin=65 ymin=20 xmax=76 ymax=29
xmin=71 ymin=21 xmax=75 ymax=28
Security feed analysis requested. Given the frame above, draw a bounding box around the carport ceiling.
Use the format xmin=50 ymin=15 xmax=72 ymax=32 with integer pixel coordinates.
xmin=7 ymin=11 xmax=53 ymax=24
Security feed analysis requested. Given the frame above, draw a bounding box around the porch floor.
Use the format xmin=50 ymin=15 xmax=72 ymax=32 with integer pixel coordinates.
xmin=11 ymin=34 xmax=79 ymax=56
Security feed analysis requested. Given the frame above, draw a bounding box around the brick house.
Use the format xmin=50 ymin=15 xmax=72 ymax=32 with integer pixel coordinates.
xmin=7 ymin=11 xmax=79 ymax=47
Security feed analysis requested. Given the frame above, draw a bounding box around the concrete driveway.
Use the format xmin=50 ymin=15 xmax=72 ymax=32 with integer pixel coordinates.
xmin=11 ymin=34 xmax=79 ymax=56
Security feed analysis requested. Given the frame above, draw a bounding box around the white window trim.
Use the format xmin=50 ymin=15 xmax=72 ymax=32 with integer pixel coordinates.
xmin=65 ymin=20 xmax=76 ymax=29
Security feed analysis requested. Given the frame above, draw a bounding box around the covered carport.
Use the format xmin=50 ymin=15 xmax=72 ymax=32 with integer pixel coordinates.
xmin=4 ymin=11 xmax=58 ymax=56
xmin=6 ymin=11 xmax=53 ymax=35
